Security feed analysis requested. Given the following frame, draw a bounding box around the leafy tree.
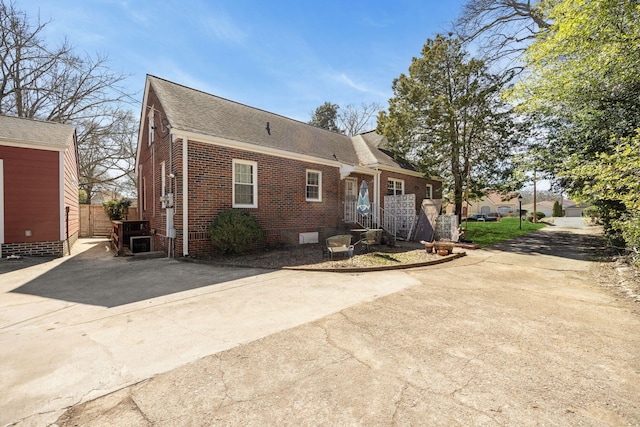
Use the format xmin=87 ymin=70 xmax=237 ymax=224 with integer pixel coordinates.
xmin=308 ymin=101 xmax=341 ymax=133
xmin=552 ymin=200 xmax=562 ymax=217
xmin=103 ymin=198 xmax=131 ymax=221
xmin=562 ymin=132 xmax=640 ymax=260
xmin=509 ymin=0 xmax=640 ymax=256
xmin=377 ymin=35 xmax=520 ymax=220
xmin=0 ymin=0 xmax=136 ymax=203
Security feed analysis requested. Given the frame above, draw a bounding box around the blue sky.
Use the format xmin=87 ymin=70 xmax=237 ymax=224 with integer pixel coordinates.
xmin=19 ymin=0 xmax=466 ymax=124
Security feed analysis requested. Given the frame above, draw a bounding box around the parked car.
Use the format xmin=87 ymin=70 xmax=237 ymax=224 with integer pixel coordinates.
xmin=466 ymin=214 xmax=487 ymax=222
xmin=486 ymin=212 xmax=501 ymax=222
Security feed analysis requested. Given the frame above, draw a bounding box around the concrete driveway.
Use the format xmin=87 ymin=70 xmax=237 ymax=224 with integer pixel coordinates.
xmin=3 ymin=223 xmax=640 ymax=426
xmin=0 ymin=239 xmax=424 ymax=426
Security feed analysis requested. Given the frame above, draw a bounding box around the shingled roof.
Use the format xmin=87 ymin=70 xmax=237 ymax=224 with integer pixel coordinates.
xmin=146 ymin=75 xmax=421 ymax=174
xmin=148 ymin=75 xmax=362 ymax=165
xmin=0 ymin=115 xmax=75 ymax=150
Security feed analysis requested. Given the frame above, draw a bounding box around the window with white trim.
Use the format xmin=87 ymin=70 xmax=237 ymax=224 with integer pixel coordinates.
xmin=142 ymin=176 xmax=147 ymax=211
xmin=148 ymin=108 xmax=154 ymax=146
xmin=306 ymin=170 xmax=322 ymax=202
xmin=161 ymin=161 xmax=166 ymax=208
xmin=387 ymin=178 xmax=404 ymax=196
xmin=426 ymin=183 xmax=433 ymax=199
xmin=233 ymin=159 xmax=257 ymax=208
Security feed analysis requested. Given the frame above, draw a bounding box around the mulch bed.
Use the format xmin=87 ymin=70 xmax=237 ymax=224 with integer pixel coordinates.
xmin=193 ymin=242 xmax=461 ymax=271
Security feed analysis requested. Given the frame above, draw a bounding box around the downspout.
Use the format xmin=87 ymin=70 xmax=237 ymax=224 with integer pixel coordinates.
xmin=59 ymin=151 xmax=65 ymax=243
xmin=374 ymin=169 xmax=381 ymax=226
xmin=182 ymin=136 xmax=189 ymax=256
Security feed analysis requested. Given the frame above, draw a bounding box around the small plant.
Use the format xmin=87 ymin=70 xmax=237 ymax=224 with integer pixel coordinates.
xmin=104 ymin=198 xmax=131 ymax=220
xmin=208 ymin=209 xmax=264 ymax=255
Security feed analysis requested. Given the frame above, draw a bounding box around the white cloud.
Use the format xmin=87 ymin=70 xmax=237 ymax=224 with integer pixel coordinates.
xmin=198 ymin=13 xmax=247 ymax=45
xmin=331 ymin=72 xmax=390 ymax=99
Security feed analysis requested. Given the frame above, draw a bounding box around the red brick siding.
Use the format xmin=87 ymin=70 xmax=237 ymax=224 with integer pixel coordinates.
xmin=137 ymin=87 xmax=174 ymax=254
xmin=136 ymin=86 xmax=442 ymax=257
xmin=138 ymin=86 xmax=346 ymax=257
xmin=182 ymin=140 xmax=342 ymax=256
xmin=380 ymin=170 xmax=441 ymax=212
xmin=1 ymin=240 xmax=64 ymax=257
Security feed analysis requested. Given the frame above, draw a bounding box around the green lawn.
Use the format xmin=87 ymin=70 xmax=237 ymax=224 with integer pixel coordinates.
xmin=462 ymin=217 xmax=546 ymax=248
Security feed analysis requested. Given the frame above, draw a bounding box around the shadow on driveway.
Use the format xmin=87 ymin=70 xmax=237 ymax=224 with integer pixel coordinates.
xmin=10 ymin=240 xmax=270 ymax=308
xmin=488 ymin=227 xmax=605 ymax=261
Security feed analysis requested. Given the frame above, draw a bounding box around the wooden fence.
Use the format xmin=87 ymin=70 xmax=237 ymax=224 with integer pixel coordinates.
xmin=79 ymin=205 xmax=139 ymax=237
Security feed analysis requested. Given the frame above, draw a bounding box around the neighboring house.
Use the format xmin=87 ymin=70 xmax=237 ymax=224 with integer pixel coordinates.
xmin=452 ymin=192 xmax=521 ymax=217
xmin=564 ymin=200 xmax=588 ymax=217
xmin=135 ymin=75 xmax=441 ymax=257
xmin=522 ymin=200 xmax=555 ymax=218
xmin=0 ymin=115 xmax=79 ymax=257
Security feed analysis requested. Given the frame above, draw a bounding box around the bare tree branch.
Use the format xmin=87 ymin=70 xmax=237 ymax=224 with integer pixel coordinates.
xmin=338 ymin=102 xmax=383 ymax=136
xmin=0 ymin=0 xmax=137 ymax=203
xmin=454 ymin=0 xmax=550 ymax=67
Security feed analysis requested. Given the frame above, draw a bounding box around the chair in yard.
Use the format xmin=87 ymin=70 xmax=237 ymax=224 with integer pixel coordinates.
xmin=359 ymin=229 xmax=377 ymax=253
xmin=325 ymin=235 xmax=353 ymax=260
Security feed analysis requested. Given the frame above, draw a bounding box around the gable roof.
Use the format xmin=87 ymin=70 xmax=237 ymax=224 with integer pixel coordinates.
xmin=0 ymin=115 xmax=75 ymax=151
xmin=144 ymin=75 xmax=420 ymax=175
xmin=148 ymin=75 xmax=361 ymax=165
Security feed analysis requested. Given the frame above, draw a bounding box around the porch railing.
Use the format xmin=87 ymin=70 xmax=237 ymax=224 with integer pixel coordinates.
xmin=345 ymin=202 xmax=402 ymax=237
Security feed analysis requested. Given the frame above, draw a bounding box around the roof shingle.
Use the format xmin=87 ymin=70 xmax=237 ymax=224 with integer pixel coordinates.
xmin=148 ymin=75 xmax=361 ymax=165
xmin=0 ymin=115 xmax=75 ymax=149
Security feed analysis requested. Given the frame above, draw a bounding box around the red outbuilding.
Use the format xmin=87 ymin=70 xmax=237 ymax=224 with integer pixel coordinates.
xmin=0 ymin=115 xmax=79 ymax=257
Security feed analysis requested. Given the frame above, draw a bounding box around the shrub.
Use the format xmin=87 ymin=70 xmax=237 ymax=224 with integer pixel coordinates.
xmin=104 ymin=198 xmax=131 ymax=220
xmin=208 ymin=209 xmax=264 ymax=255
xmin=552 ymin=200 xmax=563 ymax=217
xmin=526 ymin=211 xmax=546 ymax=222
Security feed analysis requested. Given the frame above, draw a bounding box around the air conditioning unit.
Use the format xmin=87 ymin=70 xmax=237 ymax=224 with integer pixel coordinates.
xmin=130 ymin=236 xmax=153 ymax=253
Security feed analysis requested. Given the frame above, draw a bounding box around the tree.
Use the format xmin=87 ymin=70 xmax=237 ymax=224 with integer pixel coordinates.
xmin=338 ymin=102 xmax=382 ymax=136
xmin=454 ymin=0 xmax=551 ymax=68
xmin=377 ymin=35 xmax=520 ymax=220
xmin=0 ymin=0 xmax=136 ymax=203
xmin=509 ymin=0 xmax=640 ymax=254
xmin=78 ymin=109 xmax=138 ymax=202
xmin=563 ymin=132 xmax=640 ymax=262
xmin=308 ymin=101 xmax=341 ymax=133
xmin=552 ymin=200 xmax=562 ymax=217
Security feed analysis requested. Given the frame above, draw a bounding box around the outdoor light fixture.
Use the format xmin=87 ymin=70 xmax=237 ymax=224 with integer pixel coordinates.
xmin=518 ymin=194 xmax=523 ymax=230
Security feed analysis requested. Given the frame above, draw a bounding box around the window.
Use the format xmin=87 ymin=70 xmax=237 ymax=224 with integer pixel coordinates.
xmin=233 ymin=159 xmax=257 ymax=208
xmin=148 ymin=108 xmax=154 ymax=146
xmin=142 ymin=176 xmax=147 ymax=211
xmin=387 ymin=178 xmax=404 ymax=196
xmin=426 ymin=183 xmax=433 ymax=199
xmin=497 ymin=206 xmax=511 ymax=215
xmin=306 ymin=170 xmax=322 ymax=202
xmin=161 ymin=161 xmax=166 ymax=208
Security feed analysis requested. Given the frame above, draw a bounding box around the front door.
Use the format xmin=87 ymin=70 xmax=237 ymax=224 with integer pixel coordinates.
xmin=344 ymin=178 xmax=357 ymax=223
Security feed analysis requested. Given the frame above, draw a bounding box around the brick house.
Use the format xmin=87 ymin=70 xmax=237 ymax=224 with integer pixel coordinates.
xmin=0 ymin=115 xmax=79 ymax=257
xmin=135 ymin=75 xmax=441 ymax=257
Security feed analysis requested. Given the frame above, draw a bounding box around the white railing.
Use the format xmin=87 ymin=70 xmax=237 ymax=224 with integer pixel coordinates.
xmin=345 ymin=202 xmax=401 ymax=237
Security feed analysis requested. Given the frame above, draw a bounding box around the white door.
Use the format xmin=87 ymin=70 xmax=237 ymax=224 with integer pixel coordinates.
xmin=344 ymin=178 xmax=357 ymax=223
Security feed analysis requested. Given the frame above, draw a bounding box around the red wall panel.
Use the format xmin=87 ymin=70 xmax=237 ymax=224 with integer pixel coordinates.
xmin=1 ymin=146 xmax=60 ymax=243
